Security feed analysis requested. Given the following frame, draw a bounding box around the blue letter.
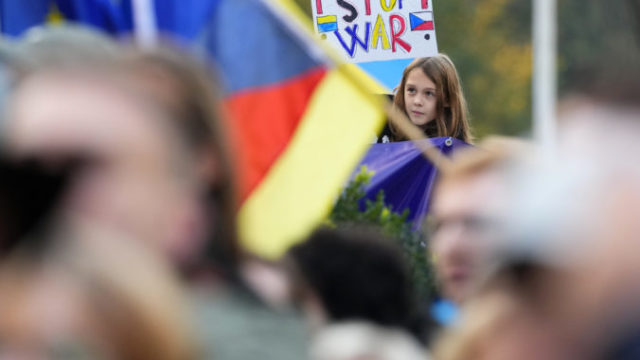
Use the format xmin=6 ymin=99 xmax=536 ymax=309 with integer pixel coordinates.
xmin=333 ymin=23 xmax=371 ymax=58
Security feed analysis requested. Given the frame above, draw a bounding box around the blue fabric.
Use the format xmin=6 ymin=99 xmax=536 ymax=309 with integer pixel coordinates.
xmin=197 ymin=0 xmax=321 ymax=94
xmin=0 ymin=0 xmax=135 ymax=37
xmin=154 ymin=0 xmax=219 ymax=41
xmin=0 ymin=0 xmax=218 ymax=41
xmin=356 ymin=137 xmax=468 ymax=229
xmin=0 ymin=0 xmax=50 ymax=36
xmin=62 ymin=0 xmax=134 ymax=34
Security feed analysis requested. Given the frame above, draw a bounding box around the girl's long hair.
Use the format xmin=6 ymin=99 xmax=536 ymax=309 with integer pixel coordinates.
xmin=392 ymin=54 xmax=473 ymax=143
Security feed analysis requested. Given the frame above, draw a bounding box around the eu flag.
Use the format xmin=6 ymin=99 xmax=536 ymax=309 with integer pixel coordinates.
xmin=0 ymin=0 xmax=217 ymax=41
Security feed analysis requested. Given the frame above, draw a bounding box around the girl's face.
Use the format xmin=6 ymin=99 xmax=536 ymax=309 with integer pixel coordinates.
xmin=404 ymin=68 xmax=438 ymax=127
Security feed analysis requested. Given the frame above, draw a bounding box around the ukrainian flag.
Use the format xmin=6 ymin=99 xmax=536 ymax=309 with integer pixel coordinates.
xmin=316 ymin=15 xmax=337 ymax=33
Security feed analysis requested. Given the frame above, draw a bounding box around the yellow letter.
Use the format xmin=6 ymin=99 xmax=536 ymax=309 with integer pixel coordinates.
xmin=380 ymin=0 xmax=397 ymax=11
xmin=371 ymin=14 xmax=390 ymax=49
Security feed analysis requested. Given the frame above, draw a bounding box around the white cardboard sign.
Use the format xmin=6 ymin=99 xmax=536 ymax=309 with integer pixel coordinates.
xmin=311 ymin=0 xmax=438 ymax=63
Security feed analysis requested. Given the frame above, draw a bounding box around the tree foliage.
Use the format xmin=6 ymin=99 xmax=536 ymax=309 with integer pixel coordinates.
xmin=327 ymin=166 xmax=436 ymax=303
xmin=557 ymin=0 xmax=640 ymax=96
xmin=435 ymin=0 xmax=533 ymax=138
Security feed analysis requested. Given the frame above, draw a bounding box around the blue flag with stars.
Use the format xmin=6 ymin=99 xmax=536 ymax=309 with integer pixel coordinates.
xmin=0 ymin=0 xmax=219 ymax=41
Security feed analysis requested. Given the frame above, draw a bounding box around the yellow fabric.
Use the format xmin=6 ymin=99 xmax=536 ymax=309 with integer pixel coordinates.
xmin=239 ymin=65 xmax=386 ymax=259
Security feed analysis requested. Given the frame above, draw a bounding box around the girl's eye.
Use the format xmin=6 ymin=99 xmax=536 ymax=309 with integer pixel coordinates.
xmin=426 ymin=91 xmax=435 ymax=97
xmin=406 ymin=87 xmax=416 ymax=94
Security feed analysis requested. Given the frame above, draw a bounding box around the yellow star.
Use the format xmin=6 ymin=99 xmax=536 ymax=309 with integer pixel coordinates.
xmin=46 ymin=2 xmax=65 ymax=25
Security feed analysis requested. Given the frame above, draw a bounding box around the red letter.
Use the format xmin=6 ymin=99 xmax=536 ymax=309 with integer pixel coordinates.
xmin=363 ymin=0 xmax=371 ymax=15
xmin=316 ymin=0 xmax=323 ymax=14
xmin=422 ymin=0 xmax=428 ymax=9
xmin=390 ymin=15 xmax=411 ymax=53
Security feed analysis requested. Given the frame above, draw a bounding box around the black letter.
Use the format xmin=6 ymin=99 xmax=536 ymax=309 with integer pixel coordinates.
xmin=337 ymin=0 xmax=358 ymax=23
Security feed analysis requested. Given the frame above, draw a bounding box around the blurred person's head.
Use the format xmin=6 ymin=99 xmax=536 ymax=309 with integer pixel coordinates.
xmin=2 ymin=29 xmax=239 ymax=278
xmin=286 ymin=227 xmax=423 ymax=340
xmin=432 ymin=260 xmax=580 ymax=360
xmin=462 ymin=66 xmax=640 ymax=360
xmin=510 ymin=50 xmax=640 ymax=310
xmin=429 ymin=137 xmax=529 ymax=304
xmin=392 ymin=54 xmax=472 ymax=143
xmin=0 ymin=234 xmax=195 ymax=360
xmin=430 ymin=17 xmax=640 ymax=359
xmin=121 ymin=48 xmax=239 ymax=275
xmin=1 ymin=24 xmax=120 ymax=72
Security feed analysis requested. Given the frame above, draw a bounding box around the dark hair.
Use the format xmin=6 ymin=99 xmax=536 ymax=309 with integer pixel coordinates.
xmin=0 ymin=156 xmax=81 ymax=256
xmin=288 ymin=227 xmax=426 ymax=340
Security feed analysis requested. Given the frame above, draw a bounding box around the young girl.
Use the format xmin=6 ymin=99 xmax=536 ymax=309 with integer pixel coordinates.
xmin=387 ymin=54 xmax=472 ymax=143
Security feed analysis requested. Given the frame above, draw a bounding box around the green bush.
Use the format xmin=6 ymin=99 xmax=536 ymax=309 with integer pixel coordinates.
xmin=327 ymin=166 xmax=436 ymax=302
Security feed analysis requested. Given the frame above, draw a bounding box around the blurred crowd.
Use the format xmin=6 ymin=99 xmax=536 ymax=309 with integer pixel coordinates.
xmin=0 ymin=24 xmax=639 ymax=360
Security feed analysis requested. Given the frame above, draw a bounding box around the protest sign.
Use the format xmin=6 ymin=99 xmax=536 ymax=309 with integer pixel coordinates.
xmin=311 ymin=0 xmax=438 ymax=63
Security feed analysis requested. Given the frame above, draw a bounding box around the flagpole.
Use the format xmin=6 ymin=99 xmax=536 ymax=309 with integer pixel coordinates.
xmin=132 ymin=0 xmax=157 ymax=48
xmin=533 ymin=0 xmax=557 ymax=152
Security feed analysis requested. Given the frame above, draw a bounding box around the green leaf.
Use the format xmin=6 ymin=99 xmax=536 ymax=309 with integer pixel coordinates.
xmin=328 ymin=167 xmax=436 ymax=302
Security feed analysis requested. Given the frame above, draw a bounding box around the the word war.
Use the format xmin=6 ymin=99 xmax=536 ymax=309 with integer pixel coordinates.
xmin=312 ymin=0 xmax=438 ymax=63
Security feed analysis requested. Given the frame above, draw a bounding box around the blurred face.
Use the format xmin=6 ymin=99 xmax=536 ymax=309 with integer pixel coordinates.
xmin=0 ymin=270 xmax=108 ymax=360
xmin=475 ymin=310 xmax=572 ymax=360
xmin=430 ymin=171 xmax=502 ymax=304
xmin=404 ymin=68 xmax=438 ymax=127
xmin=3 ymin=72 xmax=207 ymax=266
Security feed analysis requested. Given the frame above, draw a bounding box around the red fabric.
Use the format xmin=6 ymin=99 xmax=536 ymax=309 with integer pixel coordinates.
xmin=225 ymin=67 xmax=327 ymax=202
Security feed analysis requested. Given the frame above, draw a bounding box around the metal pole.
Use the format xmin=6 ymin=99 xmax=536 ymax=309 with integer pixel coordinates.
xmin=132 ymin=0 xmax=157 ymax=48
xmin=533 ymin=0 xmax=557 ymax=151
